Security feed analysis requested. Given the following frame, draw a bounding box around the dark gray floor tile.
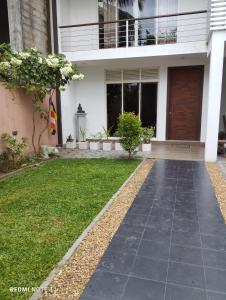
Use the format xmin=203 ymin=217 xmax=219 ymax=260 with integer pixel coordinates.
xmin=175 ymin=202 xmax=197 ymax=212
xmin=201 ymin=234 xmax=226 ymax=251
xmin=116 ymin=223 xmax=143 ymax=238
xmin=173 ymin=219 xmax=199 ymax=233
xmin=198 ymin=209 xmax=223 ymax=221
xmin=146 ymin=216 xmax=172 ymax=231
xmin=128 ymin=205 xmax=152 ymax=215
xmin=170 ymin=245 xmax=203 ymax=266
xmin=138 ymin=240 xmax=170 ymax=260
xmin=165 ymin=284 xmax=207 ymax=300
xmin=122 ymin=277 xmax=165 ymax=300
xmin=83 ymin=270 xmax=127 ymax=300
xmin=171 ymin=230 xmax=201 ymax=248
xmin=150 ymin=208 xmax=173 ymax=219
xmin=199 ymin=222 xmax=226 ymax=235
xmin=207 ymin=291 xmax=226 ymax=300
xmin=174 ymin=210 xmax=198 ymax=222
xmin=130 ymin=255 xmax=168 ymax=282
xmin=205 ymin=267 xmax=226 ymax=293
xmin=176 ymin=191 xmax=198 ymax=202
xmin=143 ymin=228 xmax=171 ymax=243
xmin=203 ymin=249 xmax=226 ymax=270
xmin=97 ymin=251 xmax=135 ymax=275
xmin=133 ymin=197 xmax=153 ymax=207
xmin=167 ymin=262 xmax=205 ymax=289
xmin=152 ymin=199 xmax=175 ymax=211
xmin=123 ymin=213 xmax=148 ymax=227
xmin=107 ymin=235 xmax=140 ymax=254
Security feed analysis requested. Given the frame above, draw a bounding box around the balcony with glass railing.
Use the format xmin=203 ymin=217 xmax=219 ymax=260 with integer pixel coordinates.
xmin=59 ymin=10 xmax=208 ymax=53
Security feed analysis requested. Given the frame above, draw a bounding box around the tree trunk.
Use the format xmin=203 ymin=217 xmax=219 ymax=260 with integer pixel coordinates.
xmin=32 ymin=109 xmax=37 ymax=155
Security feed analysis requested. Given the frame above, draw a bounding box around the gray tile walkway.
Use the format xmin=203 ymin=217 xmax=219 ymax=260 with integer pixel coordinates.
xmin=80 ymin=160 xmax=226 ymax=300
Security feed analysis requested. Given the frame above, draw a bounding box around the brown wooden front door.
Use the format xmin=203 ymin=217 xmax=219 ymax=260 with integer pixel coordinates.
xmin=167 ymin=66 xmax=204 ymax=141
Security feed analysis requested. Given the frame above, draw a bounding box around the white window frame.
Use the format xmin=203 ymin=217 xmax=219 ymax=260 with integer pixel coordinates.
xmin=105 ymin=68 xmax=158 ymax=121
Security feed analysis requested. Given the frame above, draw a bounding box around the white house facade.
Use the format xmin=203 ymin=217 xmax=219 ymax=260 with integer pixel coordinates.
xmin=56 ymin=0 xmax=226 ymax=161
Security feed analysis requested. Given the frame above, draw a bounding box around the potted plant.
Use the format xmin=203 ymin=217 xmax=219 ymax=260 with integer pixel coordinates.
xmin=66 ymin=134 xmax=76 ymax=149
xmin=141 ymin=127 xmax=155 ymax=152
xmin=89 ymin=133 xmax=101 ymax=151
xmin=113 ymin=130 xmax=124 ymax=151
xmin=102 ymin=127 xmax=112 ymax=151
xmin=117 ymin=113 xmax=142 ymax=159
xmin=79 ymin=128 xmax=89 ymax=150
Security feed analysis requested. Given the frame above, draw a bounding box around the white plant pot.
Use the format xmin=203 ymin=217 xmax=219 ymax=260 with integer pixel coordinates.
xmin=103 ymin=141 xmax=112 ymax=151
xmin=40 ymin=145 xmax=49 ymax=158
xmin=79 ymin=141 xmax=89 ymax=150
xmin=66 ymin=141 xmax=76 ymax=149
xmin=90 ymin=141 xmax=100 ymax=151
xmin=115 ymin=142 xmax=124 ymax=151
xmin=142 ymin=143 xmax=151 ymax=152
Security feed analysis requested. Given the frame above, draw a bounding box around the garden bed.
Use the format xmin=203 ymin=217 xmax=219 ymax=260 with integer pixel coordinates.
xmin=206 ymin=162 xmax=226 ymax=222
xmin=0 ymin=158 xmax=140 ymax=300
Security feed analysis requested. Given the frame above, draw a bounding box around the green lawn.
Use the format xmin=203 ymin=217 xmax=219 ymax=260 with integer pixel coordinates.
xmin=0 ymin=158 xmax=140 ymax=300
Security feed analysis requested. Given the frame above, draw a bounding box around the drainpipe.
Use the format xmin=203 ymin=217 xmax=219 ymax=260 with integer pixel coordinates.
xmin=51 ymin=0 xmax=63 ymax=146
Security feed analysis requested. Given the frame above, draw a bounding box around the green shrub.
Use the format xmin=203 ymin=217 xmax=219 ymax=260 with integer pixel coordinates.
xmin=0 ymin=133 xmax=27 ymax=172
xmin=141 ymin=127 xmax=155 ymax=144
xmin=117 ymin=112 xmax=142 ymax=159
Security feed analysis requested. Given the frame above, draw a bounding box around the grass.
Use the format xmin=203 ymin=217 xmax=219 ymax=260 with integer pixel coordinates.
xmin=0 ymin=158 xmax=140 ymax=300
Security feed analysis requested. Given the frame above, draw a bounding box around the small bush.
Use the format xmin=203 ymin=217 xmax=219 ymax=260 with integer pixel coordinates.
xmin=141 ymin=127 xmax=155 ymax=144
xmin=117 ymin=112 xmax=142 ymax=159
xmin=0 ymin=133 xmax=27 ymax=172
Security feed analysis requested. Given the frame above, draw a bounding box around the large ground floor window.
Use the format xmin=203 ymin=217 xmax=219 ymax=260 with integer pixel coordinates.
xmin=107 ymin=82 xmax=157 ymax=134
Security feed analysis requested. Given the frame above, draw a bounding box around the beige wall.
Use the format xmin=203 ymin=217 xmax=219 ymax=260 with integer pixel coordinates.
xmin=0 ymin=85 xmax=58 ymax=154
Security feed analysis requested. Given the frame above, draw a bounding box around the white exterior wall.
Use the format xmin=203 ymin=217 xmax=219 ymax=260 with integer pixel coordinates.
xmin=205 ymin=32 xmax=226 ymax=161
xmin=61 ymin=67 xmax=106 ymax=142
xmin=61 ymin=57 xmax=209 ymax=143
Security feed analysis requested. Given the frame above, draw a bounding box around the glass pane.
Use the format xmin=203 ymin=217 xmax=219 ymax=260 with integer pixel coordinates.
xmin=138 ymin=0 xmax=156 ymax=45
xmin=0 ymin=0 xmax=10 ymax=44
xmin=141 ymin=83 xmax=157 ymax=128
xmin=118 ymin=0 xmax=135 ymax=47
xmin=107 ymin=84 xmax=122 ymax=134
xmin=99 ymin=0 xmax=117 ymax=48
xmin=123 ymin=83 xmax=139 ymax=115
xmin=158 ymin=0 xmax=178 ymax=44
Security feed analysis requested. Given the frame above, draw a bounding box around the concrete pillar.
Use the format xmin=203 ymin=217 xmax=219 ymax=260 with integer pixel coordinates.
xmin=205 ymin=32 xmax=225 ymax=161
xmin=157 ymin=65 xmax=168 ymax=141
xmin=7 ymin=0 xmax=23 ymax=51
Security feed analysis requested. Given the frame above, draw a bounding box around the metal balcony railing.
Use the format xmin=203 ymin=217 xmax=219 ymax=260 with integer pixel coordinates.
xmin=59 ymin=10 xmax=208 ymax=53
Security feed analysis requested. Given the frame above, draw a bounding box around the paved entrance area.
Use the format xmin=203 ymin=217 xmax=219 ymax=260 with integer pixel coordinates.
xmin=149 ymin=142 xmax=204 ymax=161
xmin=80 ymin=160 xmax=226 ymax=300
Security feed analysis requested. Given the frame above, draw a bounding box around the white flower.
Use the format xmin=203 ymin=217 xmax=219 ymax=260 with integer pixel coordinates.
xmin=72 ymin=73 xmax=84 ymax=80
xmin=19 ymin=52 xmax=31 ymax=59
xmin=38 ymin=57 xmax=43 ymax=64
xmin=46 ymin=57 xmax=59 ymax=67
xmin=65 ymin=62 xmax=72 ymax=68
xmin=0 ymin=62 xmax=10 ymax=70
xmin=59 ymin=85 xmax=66 ymax=91
xmin=10 ymin=58 xmax=22 ymax=66
xmin=60 ymin=66 xmax=73 ymax=76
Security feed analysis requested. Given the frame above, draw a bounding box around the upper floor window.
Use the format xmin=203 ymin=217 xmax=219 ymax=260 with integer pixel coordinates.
xmin=98 ymin=0 xmax=178 ymax=48
xmin=0 ymin=0 xmax=10 ymax=44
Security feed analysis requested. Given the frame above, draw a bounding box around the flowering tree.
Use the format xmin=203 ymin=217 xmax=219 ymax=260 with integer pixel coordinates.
xmin=0 ymin=44 xmax=84 ymax=155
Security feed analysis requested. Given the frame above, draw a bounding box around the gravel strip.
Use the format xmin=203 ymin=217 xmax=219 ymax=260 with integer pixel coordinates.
xmin=40 ymin=159 xmax=154 ymax=300
xmin=206 ymin=162 xmax=226 ymax=222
